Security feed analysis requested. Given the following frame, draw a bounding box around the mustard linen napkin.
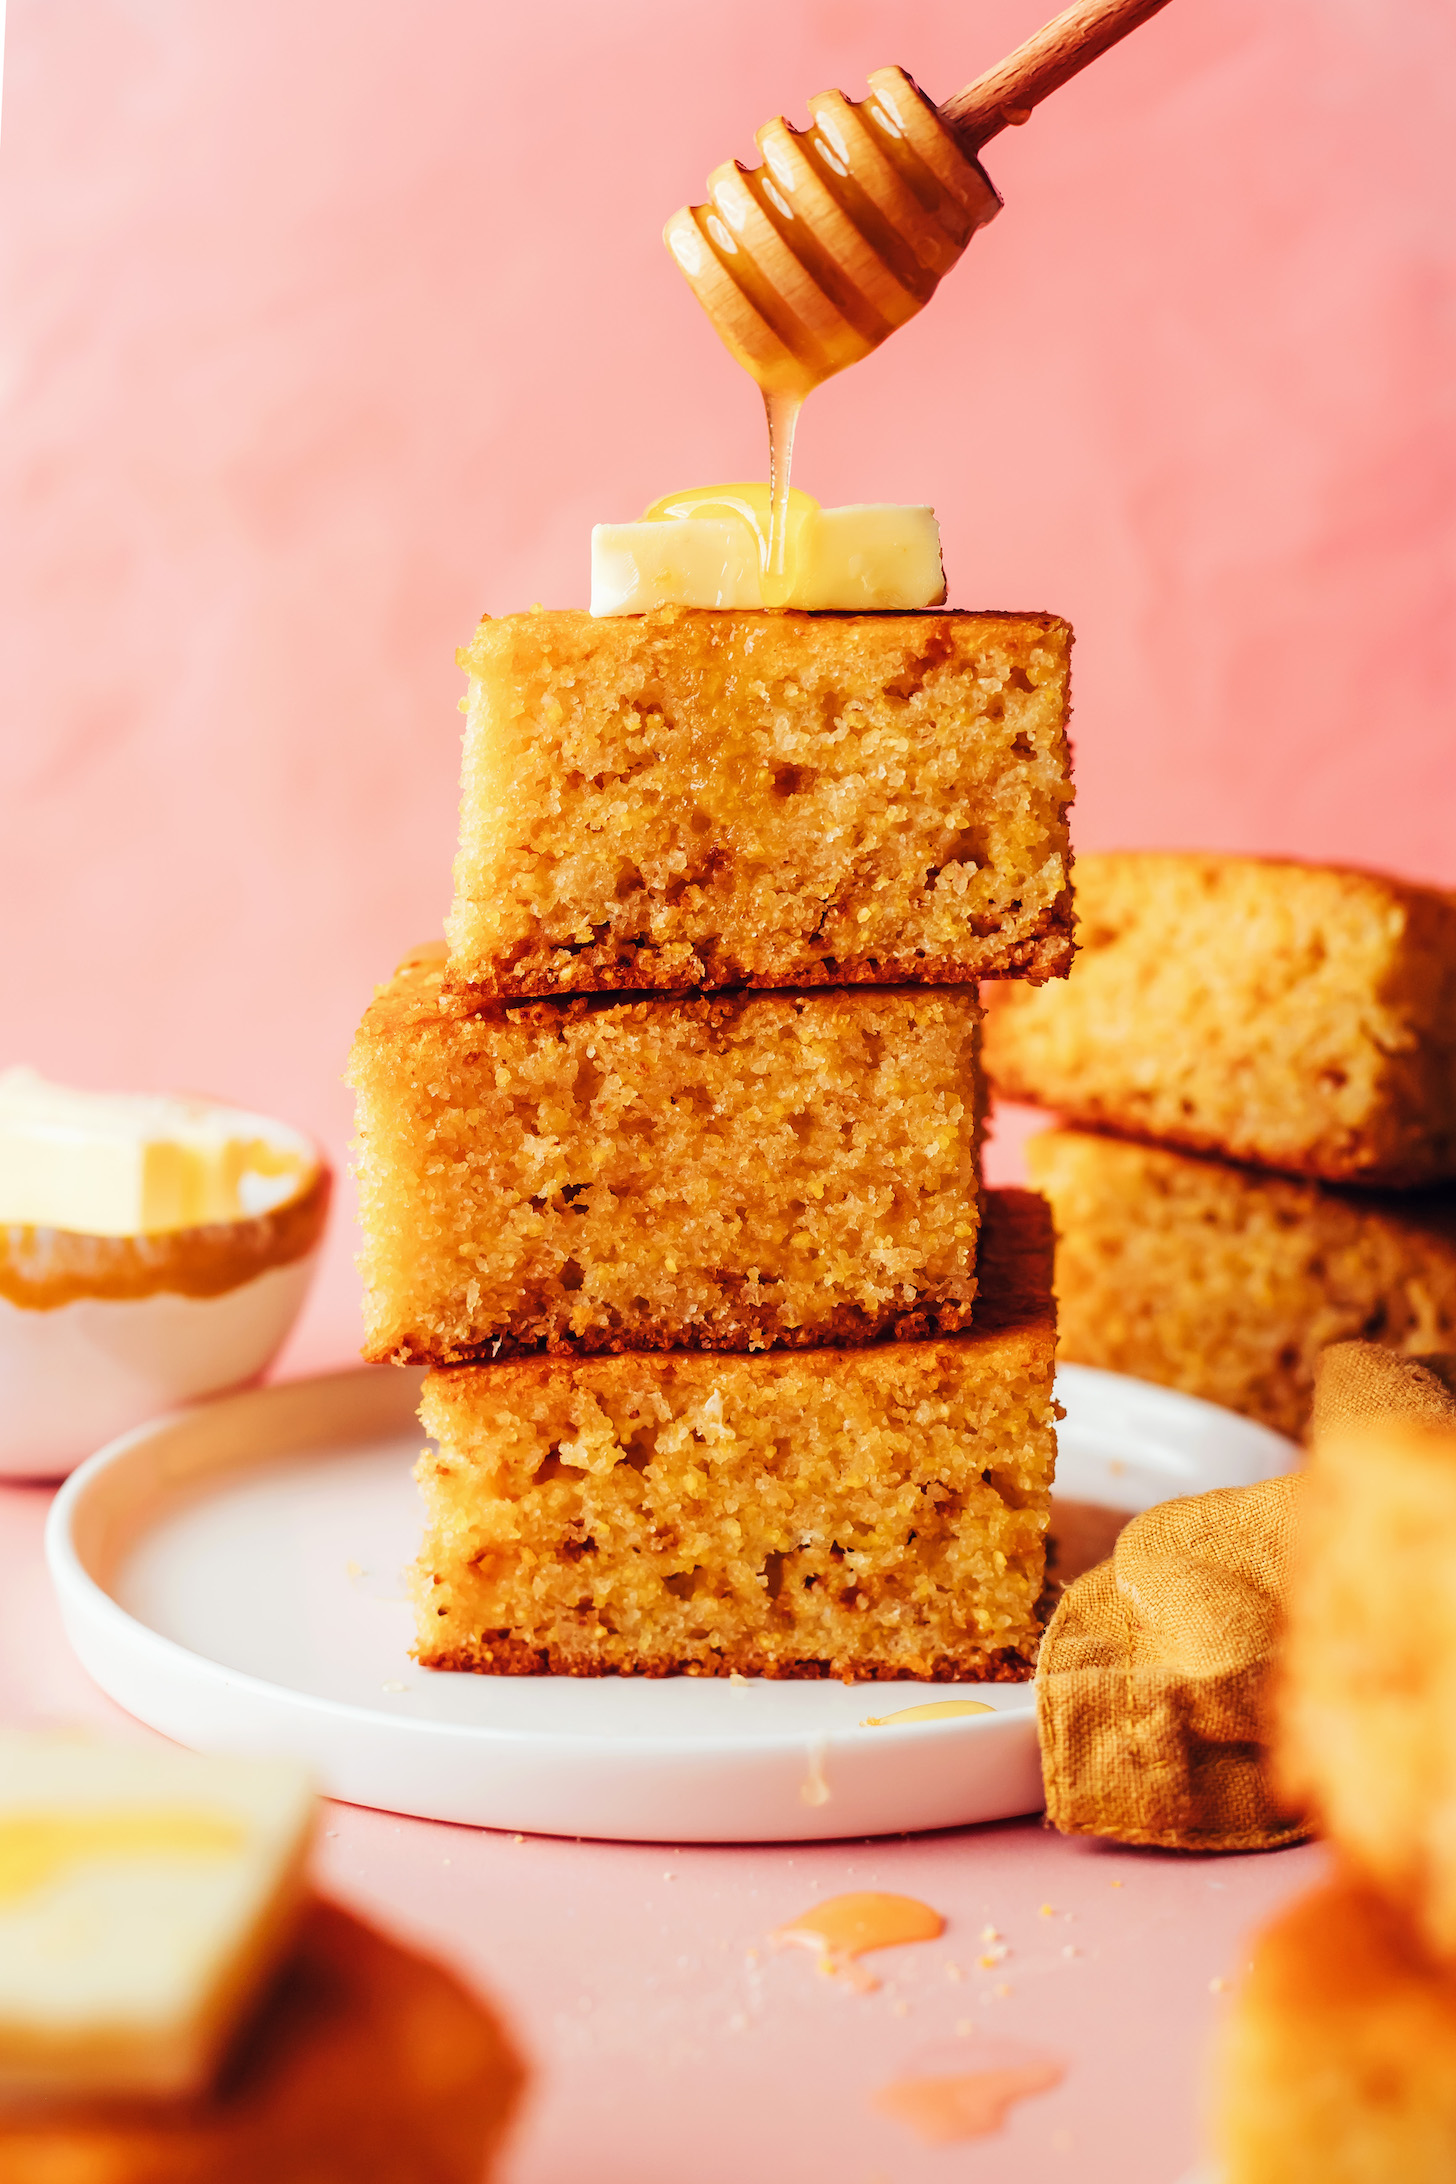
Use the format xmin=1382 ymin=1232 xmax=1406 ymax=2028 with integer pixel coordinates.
xmin=1037 ymin=1476 xmax=1308 ymax=1852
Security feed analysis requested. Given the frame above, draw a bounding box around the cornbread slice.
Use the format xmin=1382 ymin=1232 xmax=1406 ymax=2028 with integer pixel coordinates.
xmin=0 ymin=1734 xmax=314 ymax=2104
xmin=1026 ymin=1128 xmax=1456 ymax=1440
xmin=411 ymin=1190 xmax=1056 ymax=1681
xmin=445 ymin=607 xmax=1074 ymax=1000
xmin=983 ymin=852 xmax=1456 ymax=1186
xmin=350 ymin=944 xmax=984 ymax=1365
xmin=0 ymin=1899 xmax=525 ymax=2184
xmin=1215 ymin=1877 xmax=1456 ymax=2184
xmin=1276 ymin=1366 xmax=1456 ymax=1962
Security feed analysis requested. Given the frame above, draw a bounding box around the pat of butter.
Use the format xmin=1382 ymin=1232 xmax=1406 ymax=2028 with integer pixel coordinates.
xmin=0 ymin=1732 xmax=315 ymax=2101
xmin=0 ymin=1068 xmax=316 ymax=1236
xmin=590 ymin=485 xmax=946 ymax=615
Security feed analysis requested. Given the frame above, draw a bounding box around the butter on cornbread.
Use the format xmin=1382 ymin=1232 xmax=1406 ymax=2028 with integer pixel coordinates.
xmin=0 ymin=1734 xmax=313 ymax=2104
xmin=350 ymin=943 xmax=985 ymax=1365
xmin=445 ymin=607 xmax=1073 ymax=1002
xmin=1026 ymin=1127 xmax=1456 ymax=1439
xmin=984 ymin=851 xmax=1456 ymax=1187
xmin=411 ymin=1189 xmax=1056 ymax=1683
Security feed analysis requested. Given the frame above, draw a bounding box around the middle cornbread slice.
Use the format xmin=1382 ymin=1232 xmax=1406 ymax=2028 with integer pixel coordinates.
xmin=350 ymin=943 xmax=983 ymax=1366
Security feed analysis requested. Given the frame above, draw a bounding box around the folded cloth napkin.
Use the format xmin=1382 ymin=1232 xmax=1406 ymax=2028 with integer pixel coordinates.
xmin=1037 ymin=1344 xmax=1456 ymax=1853
xmin=1036 ymin=1475 xmax=1308 ymax=1852
xmin=1308 ymin=1339 xmax=1456 ymax=1435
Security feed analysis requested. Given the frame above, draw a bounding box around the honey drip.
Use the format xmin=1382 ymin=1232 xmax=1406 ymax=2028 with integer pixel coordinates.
xmin=772 ymin=1890 xmax=944 ymax=1992
xmin=665 ymin=64 xmax=1001 ymax=577
xmin=0 ymin=1808 xmax=247 ymax=1904
xmin=862 ymin=1700 xmax=994 ymax=1727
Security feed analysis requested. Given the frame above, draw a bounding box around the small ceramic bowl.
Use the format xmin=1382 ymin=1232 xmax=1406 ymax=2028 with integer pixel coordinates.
xmin=0 ymin=1109 xmax=329 ymax=1481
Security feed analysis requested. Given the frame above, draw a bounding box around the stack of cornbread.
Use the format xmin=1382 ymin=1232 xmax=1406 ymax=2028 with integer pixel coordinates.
xmin=983 ymin=852 xmax=1456 ymax=1439
xmin=350 ymin=605 xmax=1075 ymax=1681
xmin=1214 ymin=1345 xmax=1456 ymax=2178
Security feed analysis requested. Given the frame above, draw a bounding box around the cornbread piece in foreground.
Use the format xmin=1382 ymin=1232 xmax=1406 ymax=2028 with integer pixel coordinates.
xmin=1215 ymin=1877 xmax=1456 ymax=2184
xmin=1276 ymin=1363 xmax=1456 ymax=1961
xmin=351 ymin=946 xmax=983 ymax=1365
xmin=445 ymin=607 xmax=1073 ymax=1000
xmin=0 ymin=1899 xmax=524 ymax=2184
xmin=984 ymin=852 xmax=1456 ymax=1185
xmin=0 ymin=1733 xmax=313 ymax=2103
xmin=1026 ymin=1128 xmax=1456 ymax=1440
xmin=411 ymin=1190 xmax=1056 ymax=1682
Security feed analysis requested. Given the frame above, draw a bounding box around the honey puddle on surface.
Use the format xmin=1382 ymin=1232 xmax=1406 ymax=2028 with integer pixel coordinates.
xmin=772 ymin=1891 xmax=944 ymax=1992
xmin=874 ymin=2050 xmax=1066 ymax=2144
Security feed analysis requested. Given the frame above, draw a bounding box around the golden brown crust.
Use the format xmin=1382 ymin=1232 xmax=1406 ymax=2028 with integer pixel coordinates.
xmin=443 ymin=912 xmax=1075 ymax=1006
xmin=420 ymin=1635 xmax=1036 ymax=1681
xmin=375 ymin=1299 xmax=979 ymax=1369
xmin=0 ymin=1167 xmax=331 ymax=1311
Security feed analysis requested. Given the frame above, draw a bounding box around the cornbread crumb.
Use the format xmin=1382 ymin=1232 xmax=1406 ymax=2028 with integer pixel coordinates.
xmin=411 ymin=1191 xmax=1056 ymax=1682
xmin=350 ymin=946 xmax=984 ymax=1365
xmin=1277 ymin=1400 xmax=1456 ymax=1962
xmin=446 ymin=608 xmax=1074 ymax=1000
xmin=1215 ymin=1878 xmax=1456 ymax=2183
xmin=1027 ymin=1128 xmax=1456 ymax=1439
xmin=984 ymin=852 xmax=1456 ymax=1185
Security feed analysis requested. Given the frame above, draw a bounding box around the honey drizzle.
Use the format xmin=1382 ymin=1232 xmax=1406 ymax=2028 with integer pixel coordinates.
xmin=763 ymin=389 xmax=804 ymax=607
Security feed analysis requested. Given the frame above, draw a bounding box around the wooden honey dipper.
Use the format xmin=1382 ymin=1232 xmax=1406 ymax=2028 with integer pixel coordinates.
xmin=664 ymin=0 xmax=1174 ymax=584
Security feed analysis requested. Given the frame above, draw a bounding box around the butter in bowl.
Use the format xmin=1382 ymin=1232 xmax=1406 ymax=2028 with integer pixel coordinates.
xmin=0 ymin=1069 xmax=329 ymax=1480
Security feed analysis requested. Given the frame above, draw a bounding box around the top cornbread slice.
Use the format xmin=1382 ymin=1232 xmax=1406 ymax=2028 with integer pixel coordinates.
xmin=445 ymin=607 xmax=1074 ymax=1000
xmin=983 ymin=851 xmax=1456 ymax=1186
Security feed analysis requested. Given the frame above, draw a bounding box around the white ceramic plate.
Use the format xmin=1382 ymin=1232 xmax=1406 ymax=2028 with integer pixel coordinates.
xmin=46 ymin=1364 xmax=1295 ymax=1844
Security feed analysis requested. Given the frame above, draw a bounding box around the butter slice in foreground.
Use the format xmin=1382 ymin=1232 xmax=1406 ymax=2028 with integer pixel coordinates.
xmin=591 ymin=487 xmax=946 ymax=615
xmin=0 ymin=1733 xmax=315 ymax=2102
xmin=0 ymin=1069 xmax=316 ymax=1236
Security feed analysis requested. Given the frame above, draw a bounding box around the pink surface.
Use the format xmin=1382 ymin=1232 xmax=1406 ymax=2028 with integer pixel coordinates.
xmin=0 ymin=5 xmax=1444 ymax=2173
xmin=0 ymin=1475 xmax=1321 ymax=2182
xmin=2 ymin=0 xmax=1455 ymax=1367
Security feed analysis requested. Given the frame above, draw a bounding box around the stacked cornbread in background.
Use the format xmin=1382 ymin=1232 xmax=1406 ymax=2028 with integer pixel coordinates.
xmin=984 ymin=852 xmax=1456 ymax=1439
xmin=351 ymin=604 xmax=1074 ymax=1681
xmin=1214 ymin=1345 xmax=1456 ymax=2178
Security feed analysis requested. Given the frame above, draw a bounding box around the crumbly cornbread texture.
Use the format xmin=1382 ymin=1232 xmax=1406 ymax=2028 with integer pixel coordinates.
xmin=1026 ymin=1128 xmax=1456 ymax=1440
xmin=411 ymin=1190 xmax=1056 ymax=1682
xmin=984 ymin=852 xmax=1456 ymax=1186
xmin=1216 ymin=1877 xmax=1456 ymax=2184
xmin=350 ymin=945 xmax=984 ymax=1365
xmin=1277 ymin=1400 xmax=1456 ymax=1963
xmin=445 ymin=608 xmax=1074 ymax=1000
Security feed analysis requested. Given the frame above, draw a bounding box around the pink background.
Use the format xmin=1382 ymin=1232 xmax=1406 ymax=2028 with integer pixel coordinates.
xmin=3 ymin=0 xmax=1455 ymax=1366
xmin=1 ymin=8 xmax=1451 ymax=2174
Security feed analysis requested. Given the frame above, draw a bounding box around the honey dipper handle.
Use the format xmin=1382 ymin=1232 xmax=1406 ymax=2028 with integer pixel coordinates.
xmin=940 ymin=0 xmax=1174 ymax=149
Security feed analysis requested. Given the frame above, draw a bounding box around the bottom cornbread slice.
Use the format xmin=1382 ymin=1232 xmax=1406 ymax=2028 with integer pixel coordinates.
xmin=1215 ymin=1875 xmax=1456 ymax=2183
xmin=1026 ymin=1126 xmax=1456 ymax=1440
xmin=411 ymin=1190 xmax=1056 ymax=1682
